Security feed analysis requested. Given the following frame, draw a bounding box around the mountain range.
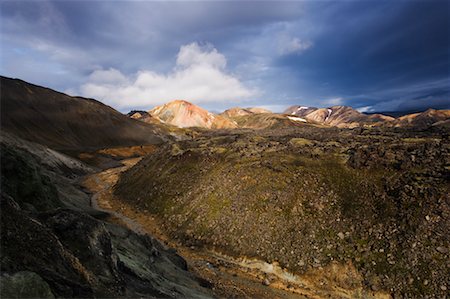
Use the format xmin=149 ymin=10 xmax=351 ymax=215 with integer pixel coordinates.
xmin=127 ymin=99 xmax=450 ymax=130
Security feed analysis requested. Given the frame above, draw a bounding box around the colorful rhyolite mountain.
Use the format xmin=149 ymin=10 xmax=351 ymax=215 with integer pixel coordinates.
xmin=149 ymin=100 xmax=237 ymax=129
xmin=285 ymin=105 xmax=395 ymax=128
xmin=129 ymin=100 xmax=449 ymax=130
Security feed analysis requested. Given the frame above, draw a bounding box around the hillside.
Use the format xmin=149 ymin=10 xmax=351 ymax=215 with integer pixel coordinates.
xmin=128 ymin=100 xmax=449 ymax=131
xmin=0 ymin=76 xmax=167 ymax=151
xmin=391 ymin=109 xmax=450 ymax=129
xmin=221 ymin=107 xmax=272 ymax=118
xmin=115 ymin=126 xmax=450 ymax=298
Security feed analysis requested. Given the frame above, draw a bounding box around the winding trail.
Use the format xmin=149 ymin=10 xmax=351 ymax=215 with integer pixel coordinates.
xmin=85 ymin=157 xmax=148 ymax=234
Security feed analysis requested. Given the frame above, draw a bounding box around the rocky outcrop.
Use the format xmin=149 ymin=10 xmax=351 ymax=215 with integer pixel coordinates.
xmin=1 ymin=132 xmax=95 ymax=212
xmin=1 ymin=193 xmax=212 ymax=298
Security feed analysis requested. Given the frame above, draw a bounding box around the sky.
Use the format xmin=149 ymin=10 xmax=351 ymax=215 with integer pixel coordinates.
xmin=1 ymin=0 xmax=449 ymax=113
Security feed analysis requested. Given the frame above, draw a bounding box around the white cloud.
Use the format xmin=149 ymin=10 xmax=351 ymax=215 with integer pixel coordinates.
xmin=356 ymin=106 xmax=373 ymax=113
xmin=75 ymin=42 xmax=257 ymax=110
xmin=88 ymin=68 xmax=128 ymax=84
xmin=279 ymin=37 xmax=312 ymax=55
xmin=176 ymin=43 xmax=226 ymax=69
xmin=323 ymin=97 xmax=343 ymax=106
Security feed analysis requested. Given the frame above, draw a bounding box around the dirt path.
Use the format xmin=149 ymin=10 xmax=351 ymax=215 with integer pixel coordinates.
xmin=81 ymin=158 xmax=388 ymax=299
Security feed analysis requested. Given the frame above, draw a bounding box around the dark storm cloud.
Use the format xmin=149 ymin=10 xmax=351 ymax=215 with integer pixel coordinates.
xmin=1 ymin=0 xmax=448 ymax=112
xmin=274 ymin=1 xmax=449 ymax=111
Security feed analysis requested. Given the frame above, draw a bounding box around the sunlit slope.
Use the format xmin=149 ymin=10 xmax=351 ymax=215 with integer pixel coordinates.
xmin=115 ymin=128 xmax=449 ymax=297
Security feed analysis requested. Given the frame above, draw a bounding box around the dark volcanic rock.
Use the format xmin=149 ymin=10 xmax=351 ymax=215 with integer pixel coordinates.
xmin=39 ymin=209 xmax=125 ymax=296
xmin=0 ymin=194 xmax=94 ymax=298
xmin=0 ymin=134 xmax=213 ymax=298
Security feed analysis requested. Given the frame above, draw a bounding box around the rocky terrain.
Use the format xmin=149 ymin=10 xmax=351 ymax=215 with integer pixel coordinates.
xmin=115 ymin=125 xmax=449 ymax=298
xmin=0 ymin=78 xmax=215 ymax=298
xmin=127 ymin=110 xmax=162 ymax=125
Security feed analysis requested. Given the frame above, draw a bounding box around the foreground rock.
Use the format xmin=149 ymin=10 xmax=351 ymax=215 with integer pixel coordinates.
xmin=0 ymin=134 xmax=213 ymax=298
xmin=0 ymin=271 xmax=55 ymax=299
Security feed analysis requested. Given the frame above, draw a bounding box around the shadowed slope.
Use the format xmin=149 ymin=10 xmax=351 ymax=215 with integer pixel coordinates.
xmin=1 ymin=76 xmax=166 ymax=151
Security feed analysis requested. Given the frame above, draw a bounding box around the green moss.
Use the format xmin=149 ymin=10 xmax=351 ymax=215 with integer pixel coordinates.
xmin=205 ymin=192 xmax=231 ymax=220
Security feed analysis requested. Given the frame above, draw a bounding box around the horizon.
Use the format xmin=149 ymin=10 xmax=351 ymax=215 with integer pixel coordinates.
xmin=2 ymin=74 xmax=447 ymax=116
xmin=1 ymin=1 xmax=449 ymax=113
